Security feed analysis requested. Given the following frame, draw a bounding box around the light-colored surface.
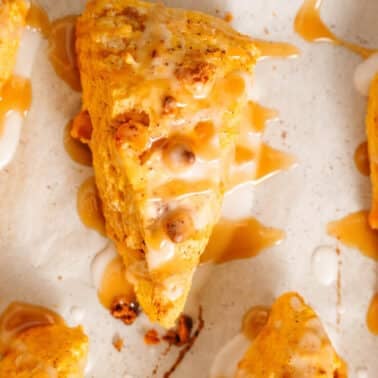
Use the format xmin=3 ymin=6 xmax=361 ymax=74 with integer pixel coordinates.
xmin=0 ymin=0 xmax=377 ymax=377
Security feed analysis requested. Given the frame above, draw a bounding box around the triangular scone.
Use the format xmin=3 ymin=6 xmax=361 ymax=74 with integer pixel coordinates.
xmin=0 ymin=303 xmax=88 ymax=377
xmin=235 ymin=293 xmax=347 ymax=378
xmin=367 ymin=74 xmax=378 ymax=228
xmin=0 ymin=0 xmax=29 ymax=89
xmin=76 ymin=0 xmax=259 ymax=327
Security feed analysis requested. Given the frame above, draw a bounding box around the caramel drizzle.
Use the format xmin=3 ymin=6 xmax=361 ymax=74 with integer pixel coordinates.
xmin=295 ymin=0 xmax=376 ymax=58
xmin=77 ymin=176 xmax=106 ymax=236
xmin=0 ymin=75 xmax=32 ymax=134
xmin=0 ymin=302 xmax=63 ymax=353
xmin=63 ymin=120 xmax=92 ymax=166
xmin=201 ymin=217 xmax=285 ymax=264
xmin=256 ymin=143 xmax=297 ymax=181
xmin=26 ymin=3 xmax=80 ymax=91
xmin=48 ymin=16 xmax=81 ymax=91
xmin=246 ymin=101 xmax=279 ymax=133
xmin=252 ymin=40 xmax=300 ymax=60
xmin=327 ymin=211 xmax=378 ymax=261
xmin=366 ymin=292 xmax=378 ymax=335
xmin=26 ymin=2 xmax=51 ymax=37
xmin=241 ymin=306 xmax=270 ymax=341
xmin=98 ymin=256 xmax=135 ymax=309
xmin=354 ymin=141 xmax=370 ymax=177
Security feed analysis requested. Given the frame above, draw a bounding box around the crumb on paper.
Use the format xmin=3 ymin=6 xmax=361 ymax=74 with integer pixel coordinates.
xmin=110 ymin=296 xmax=140 ymax=325
xmin=162 ymin=314 xmax=193 ymax=346
xmin=112 ymin=334 xmax=124 ymax=352
xmin=281 ymin=131 xmax=287 ymax=140
xmin=144 ymin=329 xmax=160 ymax=345
xmin=264 ymin=27 xmax=269 ymax=35
xmin=162 ymin=307 xmax=204 ymax=378
xmin=224 ymin=12 xmax=233 ymax=23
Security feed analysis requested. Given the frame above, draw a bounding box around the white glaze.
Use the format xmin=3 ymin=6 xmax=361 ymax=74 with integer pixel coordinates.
xmin=146 ymin=239 xmax=175 ymax=270
xmin=354 ymin=53 xmax=378 ymax=96
xmin=0 ymin=29 xmax=41 ymax=169
xmin=311 ymin=246 xmax=338 ymax=286
xmin=209 ymin=333 xmax=250 ymax=378
xmin=90 ymin=244 xmax=117 ymax=290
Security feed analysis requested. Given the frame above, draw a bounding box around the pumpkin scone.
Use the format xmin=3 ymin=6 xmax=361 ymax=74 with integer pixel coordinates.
xmin=235 ymin=293 xmax=347 ymax=378
xmin=0 ymin=0 xmax=29 ymax=90
xmin=75 ymin=0 xmax=259 ymax=327
xmin=0 ymin=302 xmax=88 ymax=377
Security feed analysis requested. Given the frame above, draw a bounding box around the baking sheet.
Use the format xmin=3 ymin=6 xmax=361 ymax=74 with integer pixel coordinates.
xmin=0 ymin=0 xmax=377 ymax=376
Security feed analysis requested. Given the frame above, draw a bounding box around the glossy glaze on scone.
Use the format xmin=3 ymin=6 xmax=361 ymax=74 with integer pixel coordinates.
xmin=235 ymin=293 xmax=347 ymax=378
xmin=76 ymin=0 xmax=259 ymax=327
xmin=0 ymin=0 xmax=29 ymax=89
xmin=0 ymin=302 xmax=88 ymax=378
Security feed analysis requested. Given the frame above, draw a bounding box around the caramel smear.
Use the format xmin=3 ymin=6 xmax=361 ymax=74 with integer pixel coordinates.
xmin=48 ymin=16 xmax=81 ymax=91
xmin=0 ymin=76 xmax=31 ymax=134
xmin=27 ymin=3 xmax=80 ymax=90
xmin=77 ymin=176 xmax=106 ymax=236
xmin=354 ymin=141 xmax=370 ymax=176
xmin=26 ymin=2 xmax=51 ymax=37
xmin=327 ymin=211 xmax=378 ymax=261
xmin=242 ymin=306 xmax=270 ymax=341
xmin=256 ymin=143 xmax=297 ymax=181
xmin=252 ymin=39 xmax=300 ymax=60
xmin=246 ymin=101 xmax=279 ymax=133
xmin=63 ymin=120 xmax=92 ymax=166
xmin=98 ymin=256 xmax=136 ymax=309
xmin=0 ymin=302 xmax=63 ymax=353
xmin=295 ymin=0 xmax=376 ymax=58
xmin=201 ymin=217 xmax=285 ymax=264
xmin=366 ymin=293 xmax=378 ymax=335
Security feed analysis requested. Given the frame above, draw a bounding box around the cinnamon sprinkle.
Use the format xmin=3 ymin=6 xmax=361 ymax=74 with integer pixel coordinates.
xmin=112 ymin=334 xmax=124 ymax=352
xmin=144 ymin=329 xmax=161 ymax=345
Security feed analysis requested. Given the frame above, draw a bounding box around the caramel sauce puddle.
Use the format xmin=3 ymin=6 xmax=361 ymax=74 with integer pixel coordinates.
xmin=295 ymin=0 xmax=376 ymax=58
xmin=77 ymin=176 xmax=106 ymax=236
xmin=98 ymin=256 xmax=135 ymax=309
xmin=366 ymin=293 xmax=378 ymax=335
xmin=27 ymin=3 xmax=80 ymax=91
xmin=201 ymin=217 xmax=285 ymax=264
xmin=64 ymin=120 xmax=92 ymax=166
xmin=327 ymin=211 xmax=378 ymax=261
xmin=0 ymin=302 xmax=63 ymax=354
xmin=354 ymin=141 xmax=370 ymax=176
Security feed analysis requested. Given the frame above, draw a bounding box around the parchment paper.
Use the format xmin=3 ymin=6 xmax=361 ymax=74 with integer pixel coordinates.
xmin=0 ymin=0 xmax=377 ymax=377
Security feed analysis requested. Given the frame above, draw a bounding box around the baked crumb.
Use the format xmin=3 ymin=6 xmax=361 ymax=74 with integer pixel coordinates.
xmin=112 ymin=334 xmax=124 ymax=351
xmin=162 ymin=307 xmax=204 ymax=378
xmin=110 ymin=296 xmax=140 ymax=325
xmin=162 ymin=314 xmax=193 ymax=346
xmin=144 ymin=329 xmax=160 ymax=345
xmin=175 ymin=60 xmax=215 ymax=85
xmin=162 ymin=95 xmax=177 ymax=115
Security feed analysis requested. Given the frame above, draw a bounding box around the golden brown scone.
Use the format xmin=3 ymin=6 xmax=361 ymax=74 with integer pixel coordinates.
xmin=76 ymin=0 xmax=259 ymax=327
xmin=235 ymin=293 xmax=347 ymax=378
xmin=367 ymin=74 xmax=378 ymax=229
xmin=0 ymin=0 xmax=29 ymax=89
xmin=0 ymin=302 xmax=88 ymax=378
